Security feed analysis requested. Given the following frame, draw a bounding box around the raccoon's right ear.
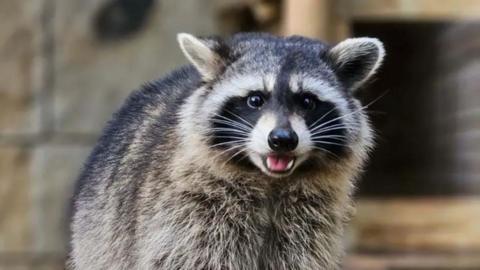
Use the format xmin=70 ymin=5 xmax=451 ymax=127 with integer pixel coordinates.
xmin=177 ymin=33 xmax=226 ymax=81
xmin=327 ymin=37 xmax=385 ymax=92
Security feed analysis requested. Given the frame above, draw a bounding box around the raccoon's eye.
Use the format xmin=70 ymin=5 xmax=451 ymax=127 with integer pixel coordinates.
xmin=300 ymin=94 xmax=317 ymax=111
xmin=247 ymin=93 xmax=265 ymax=109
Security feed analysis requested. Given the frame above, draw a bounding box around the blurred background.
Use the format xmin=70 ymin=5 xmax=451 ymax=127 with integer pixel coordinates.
xmin=1 ymin=0 xmax=480 ymax=269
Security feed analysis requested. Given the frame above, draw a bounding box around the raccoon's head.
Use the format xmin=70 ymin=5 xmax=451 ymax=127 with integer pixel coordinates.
xmin=178 ymin=33 xmax=384 ymax=178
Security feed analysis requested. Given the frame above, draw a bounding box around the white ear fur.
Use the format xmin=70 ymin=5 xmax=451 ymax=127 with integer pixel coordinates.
xmin=177 ymin=33 xmax=223 ymax=80
xmin=329 ymin=37 xmax=385 ymax=91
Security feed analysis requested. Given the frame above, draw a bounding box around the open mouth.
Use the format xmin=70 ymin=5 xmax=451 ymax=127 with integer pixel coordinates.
xmin=264 ymin=154 xmax=295 ymax=173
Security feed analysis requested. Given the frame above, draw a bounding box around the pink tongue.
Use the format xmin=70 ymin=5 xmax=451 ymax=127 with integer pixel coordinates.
xmin=267 ymin=155 xmax=291 ymax=172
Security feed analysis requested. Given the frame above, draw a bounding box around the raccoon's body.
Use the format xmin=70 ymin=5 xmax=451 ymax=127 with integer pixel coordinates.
xmin=69 ymin=33 xmax=384 ymax=270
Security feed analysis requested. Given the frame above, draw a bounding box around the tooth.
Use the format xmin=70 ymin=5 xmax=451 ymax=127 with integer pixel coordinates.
xmin=266 ymin=158 xmax=272 ymax=169
xmin=287 ymin=159 xmax=294 ymax=170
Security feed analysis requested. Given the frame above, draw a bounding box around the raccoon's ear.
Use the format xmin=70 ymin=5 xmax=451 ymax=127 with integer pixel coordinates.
xmin=177 ymin=33 xmax=226 ymax=81
xmin=327 ymin=37 xmax=385 ymax=92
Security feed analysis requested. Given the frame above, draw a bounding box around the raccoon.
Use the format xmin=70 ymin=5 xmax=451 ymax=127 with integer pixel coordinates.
xmin=69 ymin=32 xmax=384 ymax=270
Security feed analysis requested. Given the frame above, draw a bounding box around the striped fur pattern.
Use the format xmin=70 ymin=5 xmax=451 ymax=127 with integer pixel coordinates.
xmin=69 ymin=33 xmax=384 ymax=269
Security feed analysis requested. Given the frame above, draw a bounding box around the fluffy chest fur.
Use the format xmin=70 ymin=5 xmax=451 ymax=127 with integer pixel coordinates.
xmin=135 ymin=164 xmax=355 ymax=270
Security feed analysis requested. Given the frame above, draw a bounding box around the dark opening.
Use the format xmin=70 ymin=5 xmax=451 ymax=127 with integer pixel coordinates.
xmin=353 ymin=22 xmax=479 ymax=196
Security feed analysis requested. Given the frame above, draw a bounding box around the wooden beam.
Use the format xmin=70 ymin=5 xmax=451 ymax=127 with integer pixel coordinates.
xmin=344 ymin=253 xmax=480 ymax=270
xmin=350 ymin=197 xmax=480 ymax=252
xmin=340 ymin=0 xmax=480 ymax=21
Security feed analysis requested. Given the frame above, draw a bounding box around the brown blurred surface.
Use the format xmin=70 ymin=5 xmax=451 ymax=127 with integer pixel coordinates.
xmin=344 ymin=253 xmax=480 ymax=270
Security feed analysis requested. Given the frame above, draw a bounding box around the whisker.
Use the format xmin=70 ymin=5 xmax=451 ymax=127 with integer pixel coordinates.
xmin=309 ymin=91 xmax=387 ymax=134
xmin=311 ymin=135 xmax=349 ymax=142
xmin=210 ymin=116 xmax=251 ymax=128
xmin=310 ymin=113 xmax=356 ymax=133
xmin=212 ymin=114 xmax=252 ymax=131
xmin=224 ymin=109 xmax=254 ymax=128
xmin=313 ymin=134 xmax=348 ymax=138
xmin=311 ymin=127 xmax=356 ymax=137
xmin=210 ymin=128 xmax=250 ymax=135
xmin=213 ymin=113 xmax=248 ymax=125
xmin=211 ymin=119 xmax=251 ymax=132
xmin=212 ymin=144 xmax=245 ymax=160
xmin=236 ymin=153 xmax=250 ymax=163
xmin=221 ymin=148 xmax=248 ymax=167
xmin=208 ymin=141 xmax=246 ymax=149
xmin=212 ymin=135 xmax=249 ymax=140
xmin=363 ymin=89 xmax=390 ymax=108
xmin=311 ymin=122 xmax=362 ymax=134
xmin=308 ymin=107 xmax=337 ymax=129
xmin=312 ymin=140 xmax=353 ymax=149
xmin=311 ymin=146 xmax=341 ymax=160
xmin=310 ymin=123 xmax=347 ymax=134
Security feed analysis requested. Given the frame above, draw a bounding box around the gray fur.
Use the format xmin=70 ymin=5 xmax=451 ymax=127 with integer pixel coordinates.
xmin=68 ymin=33 xmax=384 ymax=270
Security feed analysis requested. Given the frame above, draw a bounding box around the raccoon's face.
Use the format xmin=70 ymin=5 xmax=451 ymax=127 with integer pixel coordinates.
xmin=178 ymin=33 xmax=384 ymax=178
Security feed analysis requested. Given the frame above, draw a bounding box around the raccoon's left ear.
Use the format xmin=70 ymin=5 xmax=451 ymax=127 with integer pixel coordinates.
xmin=177 ymin=33 xmax=227 ymax=81
xmin=327 ymin=37 xmax=385 ymax=92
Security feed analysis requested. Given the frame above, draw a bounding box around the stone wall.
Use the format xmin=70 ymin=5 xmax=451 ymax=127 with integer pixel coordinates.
xmin=0 ymin=0 xmax=219 ymax=268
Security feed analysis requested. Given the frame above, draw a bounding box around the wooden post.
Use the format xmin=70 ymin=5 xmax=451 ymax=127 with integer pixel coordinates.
xmin=282 ymin=0 xmax=332 ymax=40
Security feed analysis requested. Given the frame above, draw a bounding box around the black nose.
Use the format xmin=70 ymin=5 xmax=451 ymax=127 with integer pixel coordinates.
xmin=268 ymin=128 xmax=298 ymax=152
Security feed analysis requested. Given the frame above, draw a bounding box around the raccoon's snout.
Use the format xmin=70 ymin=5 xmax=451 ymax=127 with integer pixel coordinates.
xmin=268 ymin=128 xmax=298 ymax=152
